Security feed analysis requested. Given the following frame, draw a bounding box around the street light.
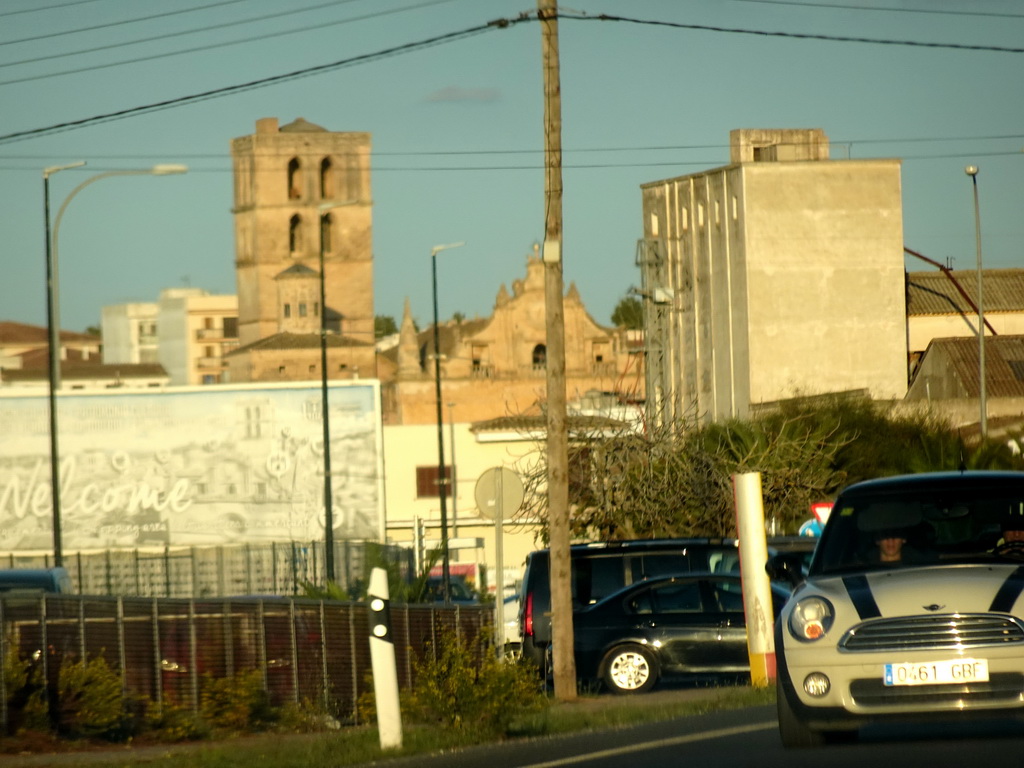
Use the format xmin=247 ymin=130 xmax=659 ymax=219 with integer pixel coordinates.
xmin=430 ymin=241 xmax=465 ymax=604
xmin=965 ymin=165 xmax=987 ymax=439
xmin=318 ymin=199 xmax=358 ymax=583
xmin=42 ymin=162 xmax=187 ymax=567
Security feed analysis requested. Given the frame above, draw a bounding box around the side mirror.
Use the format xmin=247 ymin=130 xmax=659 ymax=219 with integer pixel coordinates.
xmin=766 ymin=553 xmax=805 ymax=590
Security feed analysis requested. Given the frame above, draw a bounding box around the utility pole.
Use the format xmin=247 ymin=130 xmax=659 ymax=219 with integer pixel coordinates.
xmin=538 ymin=0 xmax=576 ymax=701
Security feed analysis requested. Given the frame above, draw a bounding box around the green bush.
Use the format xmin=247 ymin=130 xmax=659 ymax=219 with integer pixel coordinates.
xmin=403 ymin=625 xmax=547 ymax=738
xmin=53 ymin=655 xmax=135 ymax=740
xmin=144 ymin=702 xmax=211 ymax=742
xmin=199 ymin=669 xmax=272 ymax=731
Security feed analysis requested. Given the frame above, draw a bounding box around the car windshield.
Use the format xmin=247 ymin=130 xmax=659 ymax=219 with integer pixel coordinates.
xmin=810 ymin=476 xmax=1024 ymax=576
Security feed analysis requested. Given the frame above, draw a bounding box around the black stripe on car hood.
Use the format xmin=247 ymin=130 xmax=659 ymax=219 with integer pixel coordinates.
xmin=843 ymin=574 xmax=881 ymax=620
xmin=990 ymin=565 xmax=1024 ymax=613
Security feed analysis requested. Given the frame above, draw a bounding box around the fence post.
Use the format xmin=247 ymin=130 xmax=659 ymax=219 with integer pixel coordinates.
xmin=151 ymin=597 xmax=163 ymax=711
xmin=187 ymin=599 xmax=198 ymax=715
xmin=288 ymin=599 xmax=299 ymax=704
xmin=319 ymin=600 xmax=330 ymax=712
xmin=0 ymin=598 xmax=7 ymax=733
xmin=116 ymin=597 xmax=128 ymax=698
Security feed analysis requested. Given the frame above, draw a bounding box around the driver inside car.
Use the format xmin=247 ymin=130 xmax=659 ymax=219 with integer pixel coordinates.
xmin=997 ymin=511 xmax=1024 ymax=547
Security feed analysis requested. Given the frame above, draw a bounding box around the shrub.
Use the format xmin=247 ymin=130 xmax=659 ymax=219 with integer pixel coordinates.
xmin=53 ymin=655 xmax=135 ymax=740
xmin=198 ymin=669 xmax=272 ymax=731
xmin=402 ymin=625 xmax=547 ymax=738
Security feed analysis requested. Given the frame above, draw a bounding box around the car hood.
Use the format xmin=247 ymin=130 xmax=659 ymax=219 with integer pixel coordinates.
xmin=798 ymin=563 xmax=1024 ymax=621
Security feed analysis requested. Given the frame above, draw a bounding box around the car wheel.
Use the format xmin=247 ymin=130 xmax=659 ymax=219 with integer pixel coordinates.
xmin=601 ymin=644 xmax=658 ymax=694
xmin=777 ymin=683 xmax=828 ymax=748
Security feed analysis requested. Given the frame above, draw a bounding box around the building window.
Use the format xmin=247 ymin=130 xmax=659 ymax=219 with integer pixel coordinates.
xmin=289 ymin=214 xmax=303 ymax=253
xmin=416 ymin=465 xmax=452 ymax=499
xmin=320 ymin=158 xmax=334 ymax=199
xmin=532 ymin=344 xmax=547 ymax=368
xmin=288 ymin=158 xmax=301 ymax=199
xmin=283 ymin=303 xmax=291 ymax=318
xmin=223 ymin=316 xmax=238 ymax=338
xmin=299 ymin=303 xmax=307 ymax=317
xmin=278 ymin=365 xmax=286 ymax=375
xmin=309 ymin=364 xmax=316 ymax=373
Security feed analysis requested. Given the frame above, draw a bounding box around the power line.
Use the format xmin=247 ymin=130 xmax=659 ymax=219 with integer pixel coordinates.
xmin=0 ymin=0 xmax=419 ymax=70
xmin=564 ymin=11 xmax=1024 ymax=54
xmin=2 ymin=147 xmax=1020 ymax=174
xmin=2 ymin=133 xmax=1023 ymax=160
xmin=727 ymin=0 xmax=1024 ymax=19
xmin=0 ymin=0 xmax=102 ymax=19
xmin=0 ymin=0 xmax=252 ymax=46
xmin=0 ymin=0 xmax=459 ymax=84
xmin=0 ymin=17 xmax=512 ymax=145
xmin=3 ymin=9 xmax=1022 ymax=145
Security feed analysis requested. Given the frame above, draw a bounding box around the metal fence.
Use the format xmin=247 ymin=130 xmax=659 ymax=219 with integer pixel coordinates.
xmin=1 ymin=540 xmax=414 ymax=598
xmin=0 ymin=594 xmax=492 ymax=733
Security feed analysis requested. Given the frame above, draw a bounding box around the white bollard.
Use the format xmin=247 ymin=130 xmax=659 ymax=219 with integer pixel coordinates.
xmin=368 ymin=567 xmax=402 ymax=749
xmin=732 ymin=471 xmax=776 ymax=687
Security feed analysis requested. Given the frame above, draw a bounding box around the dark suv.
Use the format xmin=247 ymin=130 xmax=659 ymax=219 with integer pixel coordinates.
xmin=517 ymin=539 xmax=746 ymax=669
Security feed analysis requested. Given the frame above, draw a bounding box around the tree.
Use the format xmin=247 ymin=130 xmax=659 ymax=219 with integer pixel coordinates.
xmin=374 ymin=315 xmax=398 ymax=339
xmin=516 ymin=395 xmax=1024 ymax=544
xmin=611 ymin=296 xmax=643 ymax=329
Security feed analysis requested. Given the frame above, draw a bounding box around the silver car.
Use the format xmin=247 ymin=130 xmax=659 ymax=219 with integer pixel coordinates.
xmin=769 ymin=471 xmax=1024 ymax=748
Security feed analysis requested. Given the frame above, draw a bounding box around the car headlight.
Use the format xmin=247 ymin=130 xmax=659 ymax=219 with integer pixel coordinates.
xmin=789 ymin=596 xmax=835 ymax=642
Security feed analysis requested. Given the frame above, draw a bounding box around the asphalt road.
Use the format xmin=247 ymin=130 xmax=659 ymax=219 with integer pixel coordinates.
xmin=363 ymin=704 xmax=1024 ymax=768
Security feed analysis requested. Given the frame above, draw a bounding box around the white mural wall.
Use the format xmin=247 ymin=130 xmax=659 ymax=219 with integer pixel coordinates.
xmin=0 ymin=382 xmax=384 ymax=553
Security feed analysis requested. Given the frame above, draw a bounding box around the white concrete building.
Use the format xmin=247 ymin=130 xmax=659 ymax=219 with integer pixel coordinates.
xmin=639 ymin=128 xmax=907 ymax=426
xmin=101 ymin=302 xmax=159 ymax=365
xmin=156 ymin=289 xmax=239 ymax=386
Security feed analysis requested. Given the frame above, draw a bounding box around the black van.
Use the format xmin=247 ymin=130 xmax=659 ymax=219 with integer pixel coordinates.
xmin=517 ymin=539 xmax=746 ymax=668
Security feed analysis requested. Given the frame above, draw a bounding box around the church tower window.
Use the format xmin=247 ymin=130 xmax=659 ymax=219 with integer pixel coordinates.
xmin=289 ymin=214 xmax=303 ymax=254
xmin=533 ymin=344 xmax=547 ymax=368
xmin=320 ymin=158 xmax=334 ymax=199
xmin=288 ymin=158 xmax=301 ymax=199
xmin=320 ymin=213 xmax=332 ymax=253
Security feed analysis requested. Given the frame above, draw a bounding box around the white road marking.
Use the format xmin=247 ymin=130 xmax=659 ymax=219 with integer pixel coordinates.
xmin=516 ymin=721 xmax=776 ymax=768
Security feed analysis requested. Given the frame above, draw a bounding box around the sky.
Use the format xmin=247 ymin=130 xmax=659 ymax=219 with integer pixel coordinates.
xmin=1 ymin=0 xmax=1022 ymax=335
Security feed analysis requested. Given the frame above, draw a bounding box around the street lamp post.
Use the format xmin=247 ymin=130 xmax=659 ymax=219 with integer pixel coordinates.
xmin=42 ymin=162 xmax=187 ymax=566
xmin=43 ymin=161 xmax=86 ymax=567
xmin=430 ymin=241 xmax=465 ymax=604
xmin=318 ymin=199 xmax=358 ymax=583
xmin=965 ymin=165 xmax=987 ymax=439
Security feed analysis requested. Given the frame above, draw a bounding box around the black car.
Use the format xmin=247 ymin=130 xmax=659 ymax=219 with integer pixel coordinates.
xmin=571 ymin=573 xmax=790 ymax=694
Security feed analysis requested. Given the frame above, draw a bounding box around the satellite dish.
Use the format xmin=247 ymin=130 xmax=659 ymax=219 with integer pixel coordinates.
xmin=474 ymin=467 xmax=524 ymax=521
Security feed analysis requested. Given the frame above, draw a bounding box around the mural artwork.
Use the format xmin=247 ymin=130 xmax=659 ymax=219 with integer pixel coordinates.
xmin=0 ymin=383 xmax=383 ymax=553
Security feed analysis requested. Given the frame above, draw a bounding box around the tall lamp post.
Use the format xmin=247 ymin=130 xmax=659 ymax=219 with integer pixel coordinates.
xmin=965 ymin=165 xmax=987 ymax=439
xmin=318 ymin=199 xmax=358 ymax=583
xmin=43 ymin=162 xmax=187 ymax=566
xmin=430 ymin=241 xmax=465 ymax=603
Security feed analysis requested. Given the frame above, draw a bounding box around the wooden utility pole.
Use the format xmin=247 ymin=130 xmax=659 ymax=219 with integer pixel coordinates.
xmin=538 ymin=0 xmax=576 ymax=701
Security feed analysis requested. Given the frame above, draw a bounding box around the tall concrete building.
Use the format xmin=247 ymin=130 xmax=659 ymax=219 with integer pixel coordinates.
xmin=639 ymin=129 xmax=907 ymax=426
xmin=156 ymin=289 xmax=238 ymax=385
xmin=228 ymin=117 xmax=376 ymax=381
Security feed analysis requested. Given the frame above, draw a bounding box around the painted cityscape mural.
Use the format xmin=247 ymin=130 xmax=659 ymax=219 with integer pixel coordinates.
xmin=0 ymin=382 xmax=383 ymax=553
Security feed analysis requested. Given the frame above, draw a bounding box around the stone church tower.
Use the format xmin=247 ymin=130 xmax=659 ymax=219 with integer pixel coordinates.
xmin=230 ymin=117 xmax=373 ymax=348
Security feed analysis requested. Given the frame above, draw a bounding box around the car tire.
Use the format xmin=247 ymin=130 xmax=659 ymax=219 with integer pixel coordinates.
xmin=600 ymin=644 xmax=658 ymax=694
xmin=777 ymin=683 xmax=828 ymax=748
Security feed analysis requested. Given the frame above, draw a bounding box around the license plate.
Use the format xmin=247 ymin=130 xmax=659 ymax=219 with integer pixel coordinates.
xmin=884 ymin=658 xmax=989 ymax=686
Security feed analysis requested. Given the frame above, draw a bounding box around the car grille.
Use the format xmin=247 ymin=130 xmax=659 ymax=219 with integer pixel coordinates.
xmin=850 ymin=672 xmax=1024 ymax=709
xmin=840 ymin=614 xmax=1024 ymax=652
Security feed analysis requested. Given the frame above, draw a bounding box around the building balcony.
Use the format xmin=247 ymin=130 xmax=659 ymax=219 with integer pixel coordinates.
xmin=196 ymin=356 xmax=228 ymax=369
